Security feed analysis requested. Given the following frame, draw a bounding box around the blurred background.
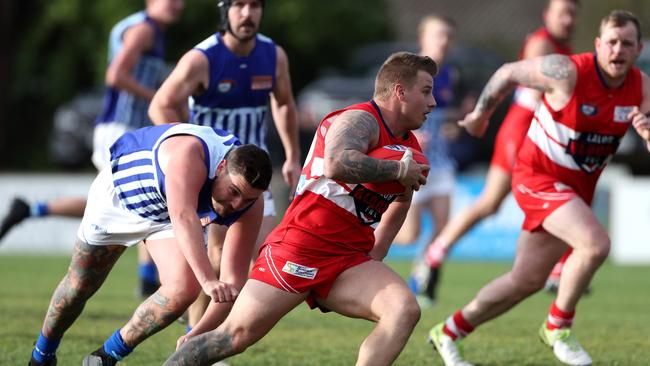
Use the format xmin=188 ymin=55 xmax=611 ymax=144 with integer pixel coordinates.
xmin=0 ymin=0 xmax=649 ymax=262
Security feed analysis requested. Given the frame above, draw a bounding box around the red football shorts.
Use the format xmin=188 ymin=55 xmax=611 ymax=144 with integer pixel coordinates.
xmin=490 ymin=103 xmax=535 ymax=173
xmin=511 ymin=166 xmax=578 ymax=232
xmin=250 ymin=242 xmax=371 ymax=309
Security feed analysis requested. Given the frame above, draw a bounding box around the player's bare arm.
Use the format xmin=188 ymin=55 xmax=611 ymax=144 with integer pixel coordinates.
xmin=371 ymin=191 xmax=412 ymax=260
xmin=160 ymin=136 xmax=233 ymax=302
xmin=460 ymin=54 xmax=575 ymax=137
xmin=185 ymin=200 xmax=263 ymax=340
xmin=270 ymin=45 xmax=301 ymax=190
xmin=106 ymin=22 xmax=157 ymax=101
xmin=149 ymin=50 xmax=209 ymax=124
xmin=323 ymin=110 xmax=397 ymax=183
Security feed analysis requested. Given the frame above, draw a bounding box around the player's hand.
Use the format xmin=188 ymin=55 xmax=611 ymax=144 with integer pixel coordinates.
xmin=202 ymin=279 xmax=239 ymax=303
xmin=458 ymin=110 xmax=489 ymax=137
xmin=176 ymin=334 xmax=190 ymax=350
xmin=282 ymin=159 xmax=301 ymax=199
xmin=396 ymin=149 xmax=429 ymax=191
xmin=630 ymin=107 xmax=650 ymax=141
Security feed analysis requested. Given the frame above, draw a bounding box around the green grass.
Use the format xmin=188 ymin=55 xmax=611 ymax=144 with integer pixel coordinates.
xmin=1 ymin=251 xmax=649 ymax=365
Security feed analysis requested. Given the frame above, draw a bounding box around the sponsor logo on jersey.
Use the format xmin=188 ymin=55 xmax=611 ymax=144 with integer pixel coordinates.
xmin=613 ymin=106 xmax=634 ymax=123
xmin=382 ymin=144 xmax=408 ymax=152
xmin=580 ymin=104 xmax=597 ymax=116
xmin=282 ymin=261 xmax=318 ymax=280
xmin=251 ymin=75 xmax=273 ymax=90
xmin=349 ymin=185 xmax=397 ymax=225
xmin=566 ymin=132 xmax=620 ymax=173
xmin=218 ymin=80 xmax=235 ymax=93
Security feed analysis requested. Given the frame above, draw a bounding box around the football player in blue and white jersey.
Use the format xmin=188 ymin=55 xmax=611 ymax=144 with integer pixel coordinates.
xmin=0 ymin=0 xmax=186 ymax=300
xmin=28 ymin=124 xmax=272 ymax=366
xmin=149 ymin=0 xmax=301 ymax=335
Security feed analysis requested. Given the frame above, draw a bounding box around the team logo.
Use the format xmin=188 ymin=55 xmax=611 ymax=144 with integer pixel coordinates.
xmin=282 ymin=261 xmax=318 ymax=280
xmin=217 ymin=80 xmax=235 ymax=93
xmin=251 ymin=75 xmax=273 ymax=90
xmin=349 ymin=185 xmax=396 ymax=226
xmin=580 ymin=104 xmax=597 ymax=116
xmin=565 ymin=132 xmax=620 ymax=174
xmin=613 ymin=106 xmax=634 ymax=123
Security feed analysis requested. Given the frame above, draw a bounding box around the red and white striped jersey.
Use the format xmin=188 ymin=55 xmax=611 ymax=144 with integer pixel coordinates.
xmin=517 ymin=52 xmax=642 ymax=202
xmin=265 ymin=101 xmax=422 ymax=254
xmin=514 ymin=27 xmax=574 ymax=111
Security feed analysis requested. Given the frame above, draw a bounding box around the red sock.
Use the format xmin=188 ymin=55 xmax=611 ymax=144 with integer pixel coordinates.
xmin=443 ymin=310 xmax=475 ymax=340
xmin=546 ymin=301 xmax=575 ymax=330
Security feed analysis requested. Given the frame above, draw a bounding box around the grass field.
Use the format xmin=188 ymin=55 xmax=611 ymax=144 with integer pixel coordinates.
xmin=1 ymin=250 xmax=649 ymax=365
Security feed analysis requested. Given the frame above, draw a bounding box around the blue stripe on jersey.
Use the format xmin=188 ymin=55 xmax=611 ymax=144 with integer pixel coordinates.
xmin=117 ymin=186 xmax=159 ymax=199
xmin=114 ymin=173 xmax=155 ymax=186
xmin=189 ymin=33 xmax=276 ymax=150
xmin=96 ymin=11 xmax=166 ymax=129
xmin=112 ymin=158 xmax=152 ymax=173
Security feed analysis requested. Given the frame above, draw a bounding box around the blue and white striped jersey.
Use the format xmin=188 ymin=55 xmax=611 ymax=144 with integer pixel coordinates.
xmin=96 ymin=11 xmax=166 ymax=129
xmin=189 ymin=33 xmax=277 ymax=151
xmin=109 ymin=124 xmax=243 ymax=226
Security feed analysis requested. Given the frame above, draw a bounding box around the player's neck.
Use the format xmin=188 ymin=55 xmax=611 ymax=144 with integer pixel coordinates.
xmin=374 ymin=99 xmax=409 ymax=138
xmin=222 ymin=32 xmax=257 ymax=57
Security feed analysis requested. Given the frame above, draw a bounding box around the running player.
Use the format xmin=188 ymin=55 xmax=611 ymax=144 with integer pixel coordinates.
xmin=148 ymin=0 xmax=300 ymax=331
xmin=163 ymin=52 xmax=434 ymax=366
xmin=415 ymin=0 xmax=580 ymax=303
xmin=0 ymin=0 xmax=185 ymax=298
xmin=28 ymin=124 xmax=272 ymax=366
xmin=429 ymin=10 xmax=650 ymax=366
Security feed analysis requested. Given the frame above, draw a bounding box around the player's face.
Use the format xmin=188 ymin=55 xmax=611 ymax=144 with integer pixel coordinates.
xmin=228 ymin=0 xmax=263 ymax=42
xmin=420 ymin=19 xmax=454 ymax=62
xmin=401 ymin=70 xmax=436 ymax=130
xmin=596 ymin=22 xmax=642 ymax=82
xmin=211 ymin=167 xmax=263 ymax=217
xmin=151 ymin=0 xmax=185 ymax=24
xmin=544 ymin=0 xmax=579 ymax=41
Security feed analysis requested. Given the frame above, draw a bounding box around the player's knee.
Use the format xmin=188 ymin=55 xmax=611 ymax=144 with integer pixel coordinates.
xmin=162 ymin=280 xmax=201 ymax=308
xmin=583 ymin=235 xmax=611 ymax=264
xmin=228 ymin=325 xmax=257 ymax=354
xmin=399 ymin=297 xmax=421 ymax=328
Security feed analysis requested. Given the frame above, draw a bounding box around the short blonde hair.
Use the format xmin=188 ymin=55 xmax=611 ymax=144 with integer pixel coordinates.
xmin=373 ymin=52 xmax=438 ymax=100
xmin=600 ymin=10 xmax=642 ymax=43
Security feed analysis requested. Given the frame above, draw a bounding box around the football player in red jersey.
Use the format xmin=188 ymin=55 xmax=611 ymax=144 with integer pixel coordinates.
xmin=164 ymin=52 xmax=433 ymax=366
xmin=429 ymin=10 xmax=650 ymax=366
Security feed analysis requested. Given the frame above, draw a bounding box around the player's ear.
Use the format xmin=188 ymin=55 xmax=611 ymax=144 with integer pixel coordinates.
xmin=216 ymin=159 xmax=227 ymax=175
xmin=394 ymin=84 xmax=406 ymax=101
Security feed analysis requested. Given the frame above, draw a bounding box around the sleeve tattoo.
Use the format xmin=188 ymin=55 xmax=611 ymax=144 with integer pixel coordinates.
xmin=325 ymin=110 xmax=399 ymax=183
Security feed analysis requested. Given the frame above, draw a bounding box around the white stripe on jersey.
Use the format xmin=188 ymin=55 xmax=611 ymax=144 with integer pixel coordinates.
xmin=513 ymin=86 xmax=540 ymax=111
xmin=299 ymin=177 xmax=381 ymax=229
xmin=528 ymin=104 xmax=581 ymax=171
xmin=114 ymin=150 xmax=153 ymax=165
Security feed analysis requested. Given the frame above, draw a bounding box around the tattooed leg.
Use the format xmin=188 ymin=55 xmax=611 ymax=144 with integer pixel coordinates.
xmin=163 ymin=330 xmax=234 ymax=366
xmin=41 ymin=239 xmax=125 ymax=339
xmin=120 ymin=289 xmax=193 ymax=346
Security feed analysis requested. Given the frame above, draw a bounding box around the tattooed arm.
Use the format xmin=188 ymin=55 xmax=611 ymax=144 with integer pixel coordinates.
xmin=323 ymin=110 xmax=426 ymax=190
xmin=459 ymin=54 xmax=576 ymax=137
